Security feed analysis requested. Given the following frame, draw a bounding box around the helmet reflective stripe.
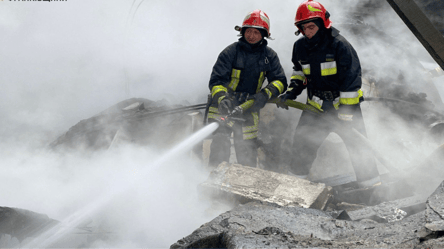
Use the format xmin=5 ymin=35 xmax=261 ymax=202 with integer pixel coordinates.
xmin=308 ymin=4 xmax=322 ymax=12
xmin=241 ymin=9 xmax=271 ymax=37
xmin=295 ymin=0 xmax=332 ymax=35
xmin=260 ymin=12 xmax=270 ymax=27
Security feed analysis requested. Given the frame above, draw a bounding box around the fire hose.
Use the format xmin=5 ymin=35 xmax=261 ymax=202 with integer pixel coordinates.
xmin=209 ymin=97 xmax=406 ymax=174
xmin=135 ymin=96 xmax=441 ymax=175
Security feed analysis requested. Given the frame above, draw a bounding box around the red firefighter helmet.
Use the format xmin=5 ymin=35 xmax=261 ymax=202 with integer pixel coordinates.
xmin=238 ymin=9 xmax=271 ymax=38
xmin=295 ymin=0 xmax=332 ymax=35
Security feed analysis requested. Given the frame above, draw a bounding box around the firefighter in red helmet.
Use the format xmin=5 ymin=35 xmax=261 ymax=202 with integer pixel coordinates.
xmin=207 ymin=9 xmax=287 ymax=168
xmin=277 ymin=0 xmax=380 ymax=188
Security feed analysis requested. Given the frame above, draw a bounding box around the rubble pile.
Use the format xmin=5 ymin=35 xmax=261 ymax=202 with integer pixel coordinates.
xmin=49 ymin=98 xmax=202 ymax=152
xmin=171 ymin=180 xmax=444 ymax=248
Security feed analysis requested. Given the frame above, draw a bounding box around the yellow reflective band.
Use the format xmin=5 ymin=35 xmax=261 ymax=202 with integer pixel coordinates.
xmin=243 ymin=131 xmax=258 ymax=140
xmin=228 ymin=69 xmax=241 ymax=91
xmin=208 ymin=112 xmax=224 ymax=120
xmin=211 ymin=85 xmax=228 ymax=98
xmin=272 ymin=81 xmax=285 ymax=94
xmin=264 ymin=88 xmax=272 ymax=99
xmin=208 ymin=113 xmax=222 ymax=119
xmin=242 ymin=112 xmax=259 ymax=134
xmin=209 ymin=107 xmax=219 ymax=113
xmin=260 ymin=13 xmax=270 ymax=27
xmin=301 ymin=64 xmax=311 ymax=75
xmin=308 ymin=4 xmax=322 ymax=12
xmin=333 ymin=99 xmax=340 ymax=110
xmin=308 ymin=96 xmax=323 ymax=111
xmin=339 ymin=89 xmax=363 ymax=105
xmin=338 ymin=113 xmax=353 ymax=122
xmin=256 ymin=71 xmax=266 ymax=93
xmin=218 ymin=96 xmax=226 ymax=104
xmin=292 ymin=70 xmax=305 ymax=80
xmin=321 ymin=61 xmax=337 ymax=76
xmin=291 ymin=75 xmax=305 ymax=81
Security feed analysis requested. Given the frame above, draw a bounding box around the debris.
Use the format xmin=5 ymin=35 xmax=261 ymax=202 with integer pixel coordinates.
xmin=420 ymin=181 xmax=444 ymax=241
xmin=170 ymin=201 xmax=426 ymax=248
xmin=331 ymin=179 xmax=412 ymax=206
xmin=199 ymin=162 xmax=332 ymax=210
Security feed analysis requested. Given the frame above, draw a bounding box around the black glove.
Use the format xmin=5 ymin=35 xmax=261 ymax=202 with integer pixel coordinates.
xmin=276 ymin=91 xmax=297 ymax=109
xmin=218 ymin=97 xmax=233 ymax=115
xmin=252 ymin=91 xmax=269 ymax=109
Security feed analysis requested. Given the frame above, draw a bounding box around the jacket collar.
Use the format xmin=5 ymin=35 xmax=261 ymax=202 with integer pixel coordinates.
xmin=331 ymin=27 xmax=340 ymax=37
xmin=238 ymin=37 xmax=267 ymax=52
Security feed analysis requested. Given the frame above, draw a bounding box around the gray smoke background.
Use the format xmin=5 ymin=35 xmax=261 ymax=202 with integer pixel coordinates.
xmin=1 ymin=0 xmax=443 ymax=247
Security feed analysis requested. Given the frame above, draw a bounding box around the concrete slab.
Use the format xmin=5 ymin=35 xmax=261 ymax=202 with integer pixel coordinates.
xmin=344 ymin=195 xmax=426 ymax=223
xmin=199 ymin=162 xmax=332 ymax=210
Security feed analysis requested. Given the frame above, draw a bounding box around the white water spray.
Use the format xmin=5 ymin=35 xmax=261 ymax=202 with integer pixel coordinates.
xmin=23 ymin=122 xmax=220 ymax=248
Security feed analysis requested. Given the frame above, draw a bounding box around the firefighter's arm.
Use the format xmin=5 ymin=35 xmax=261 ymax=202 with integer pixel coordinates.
xmin=209 ymin=44 xmax=236 ymax=105
xmin=336 ymin=41 xmax=363 ymax=121
xmin=285 ymin=42 xmax=307 ymax=98
xmin=276 ymin=47 xmax=307 ymax=109
xmin=251 ymin=50 xmax=287 ymax=110
xmin=336 ymin=41 xmax=363 ymax=104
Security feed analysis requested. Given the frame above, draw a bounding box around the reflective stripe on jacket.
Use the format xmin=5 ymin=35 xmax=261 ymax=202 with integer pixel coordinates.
xmin=291 ymin=27 xmax=363 ymax=110
xmin=209 ymin=37 xmax=287 ymax=99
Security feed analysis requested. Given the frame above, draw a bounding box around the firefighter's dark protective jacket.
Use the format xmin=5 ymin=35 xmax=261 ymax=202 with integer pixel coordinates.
xmin=209 ymin=37 xmax=287 ymax=108
xmin=207 ymin=37 xmax=287 ymax=141
xmin=289 ymin=27 xmax=363 ymax=111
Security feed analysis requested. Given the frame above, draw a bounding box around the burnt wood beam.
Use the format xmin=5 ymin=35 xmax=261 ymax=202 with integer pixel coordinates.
xmin=386 ymin=0 xmax=444 ymax=70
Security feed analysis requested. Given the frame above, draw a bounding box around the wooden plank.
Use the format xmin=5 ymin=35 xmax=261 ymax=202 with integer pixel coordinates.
xmin=386 ymin=0 xmax=444 ymax=70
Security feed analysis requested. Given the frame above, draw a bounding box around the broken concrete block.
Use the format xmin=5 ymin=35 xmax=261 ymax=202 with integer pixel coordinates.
xmin=344 ymin=195 xmax=427 ymax=223
xmin=199 ymin=162 xmax=332 ymax=210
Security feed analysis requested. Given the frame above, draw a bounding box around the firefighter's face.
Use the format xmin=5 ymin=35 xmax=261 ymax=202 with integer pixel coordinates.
xmin=244 ymin=28 xmax=263 ymax=44
xmin=302 ymin=22 xmax=319 ymax=39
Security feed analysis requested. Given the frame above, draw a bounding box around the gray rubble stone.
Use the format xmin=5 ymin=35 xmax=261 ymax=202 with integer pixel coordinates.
xmin=170 ymin=201 xmax=428 ymax=248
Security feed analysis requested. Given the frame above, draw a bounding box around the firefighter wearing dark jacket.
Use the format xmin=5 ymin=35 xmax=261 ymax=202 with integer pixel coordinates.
xmin=208 ymin=9 xmax=287 ymax=168
xmin=278 ymin=0 xmax=380 ymax=188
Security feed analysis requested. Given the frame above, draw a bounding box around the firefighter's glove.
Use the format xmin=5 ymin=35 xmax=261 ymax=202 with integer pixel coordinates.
xmin=218 ymin=97 xmax=233 ymax=115
xmin=337 ymin=105 xmax=355 ymax=122
xmin=252 ymin=91 xmax=269 ymax=109
xmin=276 ymin=91 xmax=297 ymax=110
